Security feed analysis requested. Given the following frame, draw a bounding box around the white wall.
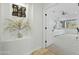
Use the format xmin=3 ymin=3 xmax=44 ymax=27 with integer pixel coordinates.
xmin=0 ymin=3 xmax=43 ymax=54
xmin=0 ymin=3 xmax=29 ymax=41
xmin=31 ymin=4 xmax=43 ymax=49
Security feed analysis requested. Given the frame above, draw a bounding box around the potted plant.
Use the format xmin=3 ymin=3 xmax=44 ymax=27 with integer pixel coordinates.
xmin=5 ymin=18 xmax=31 ymax=38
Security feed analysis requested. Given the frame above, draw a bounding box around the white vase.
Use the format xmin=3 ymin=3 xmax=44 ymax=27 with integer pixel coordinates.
xmin=17 ymin=30 xmax=23 ymax=38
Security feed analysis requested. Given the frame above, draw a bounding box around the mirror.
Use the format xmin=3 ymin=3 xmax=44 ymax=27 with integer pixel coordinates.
xmin=60 ymin=19 xmax=78 ymax=29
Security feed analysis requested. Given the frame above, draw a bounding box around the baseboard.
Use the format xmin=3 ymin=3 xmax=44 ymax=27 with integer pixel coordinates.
xmin=0 ymin=47 xmax=42 ymax=55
